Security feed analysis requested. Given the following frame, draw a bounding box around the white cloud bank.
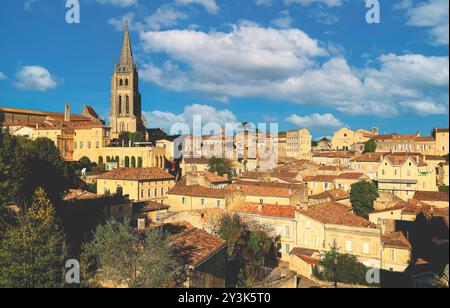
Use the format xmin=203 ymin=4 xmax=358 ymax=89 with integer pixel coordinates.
xmin=399 ymin=0 xmax=449 ymax=46
xmin=139 ymin=22 xmax=449 ymax=117
xmin=144 ymin=104 xmax=237 ymax=131
xmin=14 ymin=66 xmax=60 ymax=92
xmin=286 ymin=113 xmax=346 ymax=134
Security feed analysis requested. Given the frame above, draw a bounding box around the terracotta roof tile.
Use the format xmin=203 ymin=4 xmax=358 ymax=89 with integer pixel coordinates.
xmin=228 ymin=181 xmax=305 ymax=197
xmin=303 ymin=175 xmax=337 ymax=182
xmin=352 ymin=152 xmax=387 ymax=162
xmin=299 ymin=202 xmax=377 ymax=228
xmin=168 ymin=183 xmax=227 ymax=198
xmin=335 ymin=172 xmax=367 ymax=180
xmin=382 ymin=232 xmax=412 ymax=249
xmin=187 ymin=171 xmax=229 ymax=184
xmin=310 ymin=189 xmax=350 ymax=201
xmin=290 ymin=248 xmax=320 ymax=265
xmin=97 ymin=168 xmax=175 ymax=181
xmin=171 ymin=228 xmax=226 ymax=267
xmin=232 ymin=203 xmax=296 ymax=219
xmin=413 ymin=191 xmax=449 ymax=203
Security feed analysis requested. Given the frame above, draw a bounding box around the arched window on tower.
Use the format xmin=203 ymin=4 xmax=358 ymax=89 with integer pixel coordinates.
xmin=119 ymin=79 xmax=123 ymax=86
xmin=118 ymin=96 xmax=122 ymax=115
xmin=125 ymin=79 xmax=129 ymax=86
xmin=126 ymin=96 xmax=130 ymax=115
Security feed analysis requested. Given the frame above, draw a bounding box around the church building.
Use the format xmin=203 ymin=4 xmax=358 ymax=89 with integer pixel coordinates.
xmin=109 ymin=22 xmax=147 ymax=139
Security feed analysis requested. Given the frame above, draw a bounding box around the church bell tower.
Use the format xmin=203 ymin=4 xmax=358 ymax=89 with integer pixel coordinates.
xmin=110 ymin=22 xmax=146 ymax=139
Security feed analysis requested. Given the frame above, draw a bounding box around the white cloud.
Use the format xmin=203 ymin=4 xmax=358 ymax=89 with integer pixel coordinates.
xmin=285 ymin=0 xmax=344 ymax=7
xmin=0 ymin=72 xmax=6 ymax=81
xmin=139 ymin=23 xmax=448 ymax=117
xmin=400 ymin=101 xmax=448 ymax=116
xmin=286 ymin=113 xmax=346 ymax=133
xmin=146 ymin=6 xmax=189 ymax=30
xmin=24 ymin=0 xmax=39 ymax=10
xmin=254 ymin=0 xmax=273 ymax=7
xmin=95 ymin=0 xmax=138 ymax=7
xmin=144 ymin=104 xmax=237 ymax=131
xmin=14 ymin=66 xmax=59 ymax=92
xmin=108 ymin=6 xmax=189 ymax=32
xmin=271 ymin=11 xmax=294 ymax=29
xmin=175 ymin=0 xmax=219 ymax=14
xmin=400 ymin=0 xmax=449 ymax=45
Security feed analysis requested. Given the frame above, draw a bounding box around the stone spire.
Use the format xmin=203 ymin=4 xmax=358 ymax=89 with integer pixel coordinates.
xmin=120 ymin=21 xmax=134 ymax=68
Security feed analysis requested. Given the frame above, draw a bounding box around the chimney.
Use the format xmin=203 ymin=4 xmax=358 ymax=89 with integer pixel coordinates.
xmin=64 ymin=103 xmax=71 ymax=122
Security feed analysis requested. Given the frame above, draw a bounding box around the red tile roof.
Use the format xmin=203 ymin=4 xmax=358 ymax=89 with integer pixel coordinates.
xmin=352 ymin=152 xmax=387 ymax=162
xmin=168 ymin=183 xmax=227 ymax=199
xmin=303 ymin=175 xmax=337 ymax=182
xmin=97 ymin=168 xmax=175 ymax=181
xmin=436 ymin=128 xmax=449 ymax=133
xmin=290 ymin=248 xmax=320 ymax=266
xmin=228 ymin=181 xmax=305 ymax=197
xmin=309 ymin=189 xmax=350 ymax=201
xmin=187 ymin=171 xmax=229 ymax=184
xmin=299 ymin=202 xmax=377 ymax=228
xmin=381 ymin=232 xmax=412 ymax=249
xmin=335 ymin=172 xmax=367 ymax=180
xmin=232 ymin=203 xmax=296 ymax=219
xmin=413 ymin=191 xmax=449 ymax=203
xmin=138 ymin=201 xmax=170 ymax=212
xmin=171 ymin=228 xmax=226 ymax=268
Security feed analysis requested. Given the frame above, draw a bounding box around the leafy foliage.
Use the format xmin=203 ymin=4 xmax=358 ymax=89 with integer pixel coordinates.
xmin=216 ymin=215 xmax=274 ymax=287
xmin=363 ymin=139 xmax=377 ymax=153
xmin=0 ymin=131 xmax=72 ymax=209
xmin=313 ymin=245 xmax=369 ymax=286
xmin=216 ymin=213 xmax=248 ymax=260
xmin=0 ymin=188 xmax=67 ymax=288
xmin=82 ymin=219 xmax=182 ymax=288
xmin=119 ymin=132 xmax=146 ymax=144
xmin=350 ymin=181 xmax=379 ymax=218
xmin=208 ymin=157 xmax=233 ymax=177
xmin=242 ymin=225 xmax=273 ymax=287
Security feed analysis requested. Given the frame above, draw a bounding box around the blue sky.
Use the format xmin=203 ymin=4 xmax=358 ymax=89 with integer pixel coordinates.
xmin=0 ymin=0 xmax=448 ymax=138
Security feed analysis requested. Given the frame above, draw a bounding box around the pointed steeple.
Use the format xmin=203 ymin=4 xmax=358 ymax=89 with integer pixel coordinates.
xmin=120 ymin=21 xmax=134 ymax=68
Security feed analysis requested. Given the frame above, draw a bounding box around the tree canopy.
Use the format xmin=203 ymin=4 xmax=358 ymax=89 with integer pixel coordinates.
xmin=0 ymin=188 xmax=67 ymax=288
xmin=350 ymin=181 xmax=379 ymax=218
xmin=313 ymin=245 xmax=370 ymax=286
xmin=363 ymin=139 xmax=377 ymax=153
xmin=0 ymin=126 xmax=72 ymax=209
xmin=208 ymin=157 xmax=233 ymax=177
xmin=216 ymin=213 xmax=248 ymax=260
xmin=82 ymin=219 xmax=182 ymax=288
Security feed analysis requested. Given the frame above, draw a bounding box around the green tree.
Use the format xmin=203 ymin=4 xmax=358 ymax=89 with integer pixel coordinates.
xmin=83 ymin=219 xmax=182 ymax=288
xmin=129 ymin=132 xmax=145 ymax=144
xmin=0 ymin=188 xmax=67 ymax=288
xmin=363 ymin=139 xmax=377 ymax=153
xmin=350 ymin=181 xmax=379 ymax=218
xmin=313 ymin=245 xmax=369 ymax=286
xmin=79 ymin=156 xmax=92 ymax=171
xmin=0 ymin=129 xmax=30 ymax=207
xmin=242 ymin=226 xmax=273 ymax=287
xmin=216 ymin=213 xmax=248 ymax=260
xmin=208 ymin=157 xmax=233 ymax=177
